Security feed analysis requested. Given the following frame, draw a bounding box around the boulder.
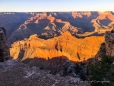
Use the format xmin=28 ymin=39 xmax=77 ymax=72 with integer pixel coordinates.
xmin=62 ymin=60 xmax=86 ymax=80
xmin=62 ymin=60 xmax=77 ymax=77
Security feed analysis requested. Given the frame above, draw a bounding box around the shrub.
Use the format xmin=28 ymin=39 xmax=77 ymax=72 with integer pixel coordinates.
xmin=39 ymin=66 xmax=44 ymax=70
xmin=87 ymin=55 xmax=114 ymax=86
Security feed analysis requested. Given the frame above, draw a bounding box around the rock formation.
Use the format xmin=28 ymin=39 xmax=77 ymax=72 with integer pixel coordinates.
xmin=62 ymin=60 xmax=86 ymax=80
xmin=62 ymin=60 xmax=77 ymax=77
xmin=0 ymin=27 xmax=10 ymax=62
xmin=0 ymin=12 xmax=32 ymax=38
xmin=10 ymin=31 xmax=104 ymax=62
xmin=0 ymin=26 xmax=87 ymax=85
xmin=0 ymin=11 xmax=112 ymax=43
xmin=95 ymin=29 xmax=114 ymax=60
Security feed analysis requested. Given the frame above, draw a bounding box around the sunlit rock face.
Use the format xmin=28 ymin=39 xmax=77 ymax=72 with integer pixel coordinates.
xmin=10 ymin=31 xmax=104 ymax=62
xmin=0 ymin=27 xmax=10 ymax=62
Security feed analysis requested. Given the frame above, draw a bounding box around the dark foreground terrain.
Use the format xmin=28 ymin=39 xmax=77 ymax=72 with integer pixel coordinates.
xmin=0 ymin=60 xmax=87 ymax=86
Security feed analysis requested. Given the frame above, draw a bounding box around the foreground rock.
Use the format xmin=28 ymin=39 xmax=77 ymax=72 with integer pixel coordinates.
xmin=0 ymin=60 xmax=88 ymax=86
xmin=62 ymin=60 xmax=77 ymax=77
xmin=62 ymin=60 xmax=86 ymax=81
xmin=0 ymin=27 xmax=10 ymax=62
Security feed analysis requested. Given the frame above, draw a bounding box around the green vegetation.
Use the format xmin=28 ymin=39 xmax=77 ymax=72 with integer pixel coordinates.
xmin=87 ymin=55 xmax=114 ymax=86
xmin=39 ymin=65 xmax=44 ymax=70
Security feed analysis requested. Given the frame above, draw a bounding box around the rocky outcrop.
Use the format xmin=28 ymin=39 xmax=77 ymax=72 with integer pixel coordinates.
xmin=105 ymin=30 xmax=114 ymax=56
xmin=62 ymin=60 xmax=86 ymax=80
xmin=0 ymin=27 xmax=10 ymax=62
xmin=0 ymin=59 xmax=88 ymax=86
xmin=62 ymin=60 xmax=77 ymax=77
xmin=95 ymin=43 xmax=106 ymax=61
xmin=10 ymin=31 xmax=104 ymax=62
xmin=95 ymin=29 xmax=114 ymax=60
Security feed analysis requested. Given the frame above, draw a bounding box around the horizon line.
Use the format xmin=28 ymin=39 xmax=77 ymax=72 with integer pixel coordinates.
xmin=0 ymin=11 xmax=114 ymax=12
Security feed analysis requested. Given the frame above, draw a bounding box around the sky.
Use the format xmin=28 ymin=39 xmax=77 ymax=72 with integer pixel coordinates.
xmin=0 ymin=0 xmax=114 ymax=12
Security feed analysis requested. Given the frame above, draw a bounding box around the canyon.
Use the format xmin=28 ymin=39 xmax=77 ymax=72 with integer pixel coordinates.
xmin=0 ymin=11 xmax=114 ymax=43
xmin=0 ymin=11 xmax=114 ymax=62
xmin=0 ymin=11 xmax=114 ymax=85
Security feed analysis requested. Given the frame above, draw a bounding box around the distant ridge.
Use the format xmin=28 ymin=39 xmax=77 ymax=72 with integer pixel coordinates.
xmin=0 ymin=11 xmax=113 ymax=43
